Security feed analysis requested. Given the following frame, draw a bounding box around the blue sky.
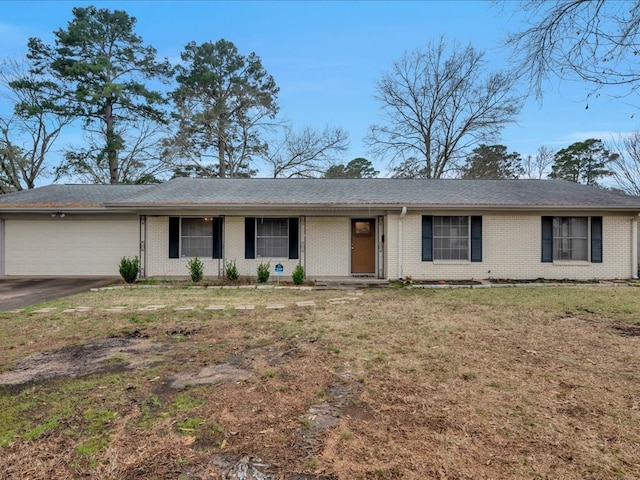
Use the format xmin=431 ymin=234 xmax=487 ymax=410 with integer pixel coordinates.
xmin=0 ymin=0 xmax=636 ymax=178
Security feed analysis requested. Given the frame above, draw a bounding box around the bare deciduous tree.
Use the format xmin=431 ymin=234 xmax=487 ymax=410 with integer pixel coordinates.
xmin=0 ymin=134 xmax=24 ymax=193
xmin=390 ymin=157 xmax=428 ymax=178
xmin=263 ymin=125 xmax=349 ymax=178
xmin=522 ymin=145 xmax=554 ymax=179
xmin=0 ymin=58 xmax=71 ymax=192
xmin=55 ymin=119 xmax=172 ymax=184
xmin=609 ymin=131 xmax=640 ymax=195
xmin=504 ymin=0 xmax=640 ymax=100
xmin=366 ymin=37 xmax=522 ymax=178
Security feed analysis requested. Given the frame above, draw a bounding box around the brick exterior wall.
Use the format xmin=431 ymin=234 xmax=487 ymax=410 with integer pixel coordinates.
xmin=147 ymin=215 xmax=304 ymax=279
xmin=391 ymin=212 xmax=635 ymax=281
xmin=305 ymin=217 xmax=351 ymax=276
xmin=147 ymin=215 xmax=357 ymax=279
xmin=145 ymin=212 xmax=636 ymax=281
xmin=147 ymin=215 xmax=225 ymax=278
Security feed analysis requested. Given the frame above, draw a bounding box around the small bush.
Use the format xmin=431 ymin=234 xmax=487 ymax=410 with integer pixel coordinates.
xmin=225 ymin=259 xmax=239 ymax=281
xmin=119 ymin=256 xmax=139 ymax=284
xmin=187 ymin=256 xmax=204 ymax=283
xmin=292 ymin=264 xmax=305 ymax=285
xmin=257 ymin=261 xmax=270 ymax=283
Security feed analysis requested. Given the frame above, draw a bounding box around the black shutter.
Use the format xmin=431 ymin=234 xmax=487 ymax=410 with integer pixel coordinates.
xmin=212 ymin=217 xmax=223 ymax=259
xmin=169 ymin=217 xmax=180 ymax=258
xmin=470 ymin=216 xmax=482 ymax=262
xmin=245 ymin=217 xmax=255 ymax=259
xmin=541 ymin=216 xmax=553 ymax=263
xmin=289 ymin=217 xmax=299 ymax=259
xmin=422 ymin=215 xmax=433 ymax=261
xmin=591 ymin=216 xmax=603 ymax=263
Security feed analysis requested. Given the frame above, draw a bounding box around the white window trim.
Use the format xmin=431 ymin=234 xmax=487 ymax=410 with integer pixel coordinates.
xmin=552 ymin=261 xmax=592 ymax=266
xmin=432 ymin=260 xmax=471 ymax=265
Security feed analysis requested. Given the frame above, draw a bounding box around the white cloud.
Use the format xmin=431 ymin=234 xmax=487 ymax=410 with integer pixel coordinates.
xmin=561 ymin=131 xmax=635 ymax=143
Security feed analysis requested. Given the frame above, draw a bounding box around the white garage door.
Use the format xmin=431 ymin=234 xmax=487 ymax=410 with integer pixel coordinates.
xmin=4 ymin=215 xmax=140 ymax=276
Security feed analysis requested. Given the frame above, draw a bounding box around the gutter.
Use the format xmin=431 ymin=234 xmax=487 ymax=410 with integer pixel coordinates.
xmin=0 ymin=204 xmax=110 ymax=212
xmin=99 ymin=203 xmax=640 ymax=214
xmin=398 ymin=206 xmax=407 ymax=280
xmin=633 ymin=214 xmax=639 ymax=279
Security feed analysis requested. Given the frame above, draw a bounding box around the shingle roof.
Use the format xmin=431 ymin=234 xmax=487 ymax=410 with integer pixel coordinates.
xmin=1 ymin=178 xmax=639 ymax=212
xmin=105 ymin=177 xmax=640 ymax=210
xmin=0 ymin=184 xmax=154 ymax=210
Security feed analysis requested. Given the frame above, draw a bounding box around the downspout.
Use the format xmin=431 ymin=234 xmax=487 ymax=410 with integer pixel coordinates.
xmin=632 ymin=214 xmax=638 ymax=279
xmin=139 ymin=215 xmax=147 ymax=279
xmin=398 ymin=207 xmax=407 ymax=280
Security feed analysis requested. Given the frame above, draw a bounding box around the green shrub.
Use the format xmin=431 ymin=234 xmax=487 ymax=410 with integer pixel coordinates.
xmin=257 ymin=261 xmax=270 ymax=283
xmin=187 ymin=256 xmax=204 ymax=282
xmin=119 ymin=256 xmax=139 ymax=283
xmin=225 ymin=259 xmax=239 ymax=281
xmin=292 ymin=264 xmax=305 ymax=285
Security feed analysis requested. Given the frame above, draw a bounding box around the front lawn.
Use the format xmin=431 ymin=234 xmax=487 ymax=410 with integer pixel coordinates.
xmin=1 ymin=286 xmax=639 ymax=479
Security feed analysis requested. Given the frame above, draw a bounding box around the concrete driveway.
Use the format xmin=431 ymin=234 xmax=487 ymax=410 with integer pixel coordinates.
xmin=0 ymin=277 xmax=119 ymax=311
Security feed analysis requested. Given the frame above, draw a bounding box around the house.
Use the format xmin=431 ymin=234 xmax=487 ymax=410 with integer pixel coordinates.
xmin=1 ymin=177 xmax=639 ymax=281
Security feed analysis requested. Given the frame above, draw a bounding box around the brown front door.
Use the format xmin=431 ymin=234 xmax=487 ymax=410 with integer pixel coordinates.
xmin=351 ymin=219 xmax=376 ymax=275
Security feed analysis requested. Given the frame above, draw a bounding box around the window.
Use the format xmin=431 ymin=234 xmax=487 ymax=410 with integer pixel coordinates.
xmin=433 ymin=216 xmax=469 ymax=260
xmin=181 ymin=218 xmax=213 ymax=257
xmin=256 ymin=218 xmax=289 ymax=258
xmin=422 ymin=215 xmax=482 ymax=262
xmin=553 ymin=217 xmax=588 ymax=261
xmin=541 ymin=216 xmax=602 ymax=263
xmin=168 ymin=217 xmax=223 ymax=259
xmin=245 ymin=217 xmax=299 ymax=260
xmin=354 ymin=221 xmax=371 ymax=236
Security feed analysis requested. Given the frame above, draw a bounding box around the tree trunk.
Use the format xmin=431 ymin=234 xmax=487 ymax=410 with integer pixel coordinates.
xmin=106 ymin=102 xmax=118 ymax=184
xmin=217 ymin=124 xmax=226 ymax=178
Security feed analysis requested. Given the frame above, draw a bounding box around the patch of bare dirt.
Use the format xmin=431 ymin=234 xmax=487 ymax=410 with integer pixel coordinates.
xmin=169 ymin=363 xmax=252 ymax=389
xmin=0 ymin=331 xmax=362 ymax=479
xmin=0 ymin=337 xmax=167 ymax=385
xmin=168 ymin=344 xmax=300 ymax=390
xmin=188 ymin=455 xmax=335 ymax=480
xmin=613 ymin=323 xmax=640 ymax=337
xmin=296 ymin=372 xmax=364 ymax=449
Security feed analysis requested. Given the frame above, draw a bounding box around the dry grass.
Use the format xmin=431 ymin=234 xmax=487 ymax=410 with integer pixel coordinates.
xmin=1 ymin=285 xmax=640 ymax=479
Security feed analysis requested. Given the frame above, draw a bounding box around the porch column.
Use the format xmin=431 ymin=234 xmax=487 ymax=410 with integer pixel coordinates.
xmin=301 ymin=216 xmax=307 ymax=274
xmin=398 ymin=207 xmax=407 ymax=279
